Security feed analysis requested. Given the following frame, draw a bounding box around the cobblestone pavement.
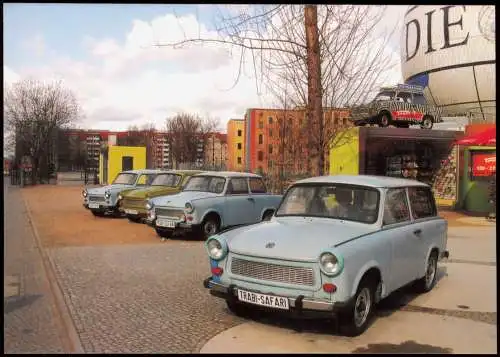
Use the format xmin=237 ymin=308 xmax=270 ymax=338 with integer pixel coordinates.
xmin=48 ymin=243 xmax=245 ymax=353
xmin=4 ymin=184 xmax=67 ymax=353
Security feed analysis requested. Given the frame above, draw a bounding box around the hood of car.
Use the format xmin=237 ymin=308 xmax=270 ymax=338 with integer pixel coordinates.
xmin=152 ymin=190 xmax=219 ymax=207
xmin=124 ymin=186 xmax=181 ymax=199
xmin=226 ymin=217 xmax=379 ymax=262
xmin=87 ymin=184 xmax=132 ymax=195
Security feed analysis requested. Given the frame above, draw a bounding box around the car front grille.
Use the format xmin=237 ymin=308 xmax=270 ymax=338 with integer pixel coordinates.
xmin=122 ymin=197 xmax=145 ymax=208
xmin=230 ymin=257 xmax=315 ymax=286
xmin=155 ymin=207 xmax=185 ymax=219
xmin=88 ymin=195 xmax=106 ymax=202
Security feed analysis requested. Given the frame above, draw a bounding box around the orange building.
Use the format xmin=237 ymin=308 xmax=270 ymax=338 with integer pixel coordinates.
xmin=244 ymin=108 xmax=351 ymax=177
xmin=226 ymin=119 xmax=245 ymax=171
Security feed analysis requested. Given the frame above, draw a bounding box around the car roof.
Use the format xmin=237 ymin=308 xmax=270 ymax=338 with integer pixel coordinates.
xmin=163 ymin=170 xmax=206 ymax=175
xmin=294 ymin=175 xmax=429 ymax=188
xmin=121 ymin=169 xmax=165 ymax=174
xmin=192 ymin=171 xmax=262 ymax=178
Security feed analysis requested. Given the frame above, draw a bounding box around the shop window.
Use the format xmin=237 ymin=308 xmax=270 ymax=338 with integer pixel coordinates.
xmin=237 ymin=143 xmax=242 ymax=150
xmin=249 ymin=177 xmax=267 ymax=193
xmin=268 ymin=144 xmax=273 ymax=154
xmin=237 ymin=129 xmax=242 ymax=137
xmin=268 ymin=116 xmax=273 ymax=124
xmin=258 ymin=151 xmax=264 ymax=161
xmin=413 ymin=93 xmax=426 ymax=105
xmin=258 ymin=121 xmax=264 ymax=129
xmin=408 ymin=187 xmax=437 ymax=219
xmin=258 ymin=134 xmax=263 ymax=144
xmin=383 ymin=188 xmax=410 ymax=225
xmin=237 ymin=157 xmax=242 ymax=164
xmin=227 ymin=178 xmax=249 ymax=194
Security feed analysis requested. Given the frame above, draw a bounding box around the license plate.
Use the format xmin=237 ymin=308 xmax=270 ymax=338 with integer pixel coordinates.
xmin=156 ymin=218 xmax=176 ymax=228
xmin=237 ymin=289 xmax=289 ymax=310
xmin=89 ymin=203 xmax=100 ymax=209
xmin=125 ymin=209 xmax=138 ymax=215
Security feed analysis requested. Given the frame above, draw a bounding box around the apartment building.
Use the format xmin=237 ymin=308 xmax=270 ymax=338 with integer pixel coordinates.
xmin=244 ymin=108 xmax=352 ymax=177
xmin=226 ymin=119 xmax=245 ymax=171
xmin=204 ymin=132 xmax=228 ymax=169
xmin=151 ymin=133 xmax=173 ymax=169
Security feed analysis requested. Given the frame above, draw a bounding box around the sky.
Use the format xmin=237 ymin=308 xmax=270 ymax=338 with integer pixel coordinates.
xmin=3 ymin=4 xmax=407 ymax=133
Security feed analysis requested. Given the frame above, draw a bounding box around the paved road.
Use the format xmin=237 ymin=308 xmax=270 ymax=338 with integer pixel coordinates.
xmin=4 ymin=184 xmax=67 ymax=353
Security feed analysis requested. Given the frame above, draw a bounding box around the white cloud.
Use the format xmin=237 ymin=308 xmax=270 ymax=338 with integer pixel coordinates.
xmin=6 ymin=6 xmax=404 ymax=132
xmin=3 ymin=66 xmax=20 ymax=86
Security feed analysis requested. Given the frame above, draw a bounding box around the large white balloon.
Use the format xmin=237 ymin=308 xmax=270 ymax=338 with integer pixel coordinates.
xmin=401 ymin=5 xmax=495 ymax=122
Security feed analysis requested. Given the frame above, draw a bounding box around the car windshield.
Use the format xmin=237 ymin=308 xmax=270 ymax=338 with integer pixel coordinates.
xmin=152 ymin=173 xmax=182 ymax=187
xmin=276 ymin=184 xmax=380 ymax=224
xmin=112 ymin=173 xmax=137 ymax=185
xmin=183 ymin=176 xmax=226 ymax=194
xmin=374 ymin=91 xmax=395 ymax=101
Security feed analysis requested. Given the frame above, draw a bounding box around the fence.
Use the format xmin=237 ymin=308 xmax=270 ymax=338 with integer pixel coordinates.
xmin=9 ymin=168 xmax=37 ymax=187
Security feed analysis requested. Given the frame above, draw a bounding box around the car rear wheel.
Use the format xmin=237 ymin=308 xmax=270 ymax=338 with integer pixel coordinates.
xmin=262 ymin=210 xmax=274 ymax=221
xmin=91 ymin=211 xmax=105 ymax=217
xmin=201 ymin=216 xmax=220 ymax=239
xmin=420 ymin=116 xmax=434 ymax=129
xmin=339 ymin=277 xmax=376 ymax=336
xmin=414 ymin=250 xmax=438 ymax=293
xmin=378 ymin=113 xmax=391 ymax=127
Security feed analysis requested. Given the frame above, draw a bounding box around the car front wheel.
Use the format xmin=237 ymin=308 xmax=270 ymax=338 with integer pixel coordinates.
xmin=155 ymin=228 xmax=172 ymax=240
xmin=339 ymin=277 xmax=375 ymax=336
xmin=420 ymin=116 xmax=434 ymax=129
xmin=91 ymin=211 xmax=105 ymax=217
xmin=378 ymin=113 xmax=391 ymax=127
xmin=226 ymin=301 xmax=251 ymax=318
xmin=201 ymin=216 xmax=220 ymax=239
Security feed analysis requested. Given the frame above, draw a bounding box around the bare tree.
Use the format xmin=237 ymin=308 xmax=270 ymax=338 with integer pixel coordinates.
xmin=154 ymin=5 xmax=398 ymax=176
xmin=165 ymin=113 xmax=218 ymax=168
xmin=4 ymin=79 xmax=80 ymax=183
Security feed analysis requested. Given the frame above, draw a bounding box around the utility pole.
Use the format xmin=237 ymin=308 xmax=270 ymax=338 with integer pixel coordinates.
xmin=304 ymin=5 xmax=323 ymax=176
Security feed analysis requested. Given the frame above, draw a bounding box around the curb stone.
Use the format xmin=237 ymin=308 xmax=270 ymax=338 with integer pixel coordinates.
xmin=22 ymin=190 xmax=85 ymax=354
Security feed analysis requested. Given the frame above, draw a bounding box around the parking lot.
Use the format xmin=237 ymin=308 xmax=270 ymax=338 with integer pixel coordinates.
xmin=18 ymin=185 xmax=498 ymax=353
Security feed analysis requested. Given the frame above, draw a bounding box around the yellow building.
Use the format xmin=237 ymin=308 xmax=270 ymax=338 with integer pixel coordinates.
xmin=226 ymin=119 xmax=245 ymax=171
xmin=99 ymin=146 xmax=146 ymax=184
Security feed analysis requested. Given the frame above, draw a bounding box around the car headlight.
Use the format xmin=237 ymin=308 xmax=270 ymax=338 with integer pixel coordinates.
xmin=118 ymin=194 xmax=123 ymax=201
xmin=105 ymin=191 xmax=111 ymax=199
xmin=319 ymin=252 xmax=344 ymax=276
xmin=184 ymin=202 xmax=194 ymax=214
xmin=82 ymin=189 xmax=88 ymax=198
xmin=148 ymin=208 xmax=156 ymax=220
xmin=145 ymin=200 xmax=154 ymax=210
xmin=206 ymin=236 xmax=228 ymax=261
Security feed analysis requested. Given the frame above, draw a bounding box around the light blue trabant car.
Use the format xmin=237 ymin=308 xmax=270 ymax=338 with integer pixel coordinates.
xmin=82 ymin=169 xmax=163 ymax=217
xmin=203 ymin=175 xmax=449 ymax=336
xmin=146 ymin=171 xmax=282 ymax=239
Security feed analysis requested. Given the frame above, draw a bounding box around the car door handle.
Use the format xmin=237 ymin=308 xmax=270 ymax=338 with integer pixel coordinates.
xmin=413 ymin=229 xmax=422 ymax=236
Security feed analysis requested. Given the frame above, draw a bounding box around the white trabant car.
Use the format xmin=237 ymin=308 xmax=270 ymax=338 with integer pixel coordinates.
xmin=203 ymin=175 xmax=449 ymax=336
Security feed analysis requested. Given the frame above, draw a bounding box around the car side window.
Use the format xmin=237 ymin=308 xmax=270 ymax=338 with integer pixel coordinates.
xmin=408 ymin=187 xmax=437 ymax=219
xmin=136 ymin=174 xmax=148 ymax=186
xmin=383 ymin=188 xmax=411 ymax=225
xmin=413 ymin=93 xmax=427 ymax=105
xmin=249 ymin=178 xmax=267 ymax=194
xmin=227 ymin=178 xmax=249 ymax=195
xmin=398 ymin=92 xmax=413 ymax=103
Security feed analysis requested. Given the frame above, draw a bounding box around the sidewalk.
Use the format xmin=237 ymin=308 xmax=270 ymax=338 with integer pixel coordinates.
xmin=439 ymin=210 xmax=496 ymax=227
xmin=3 ymin=184 xmax=67 ymax=353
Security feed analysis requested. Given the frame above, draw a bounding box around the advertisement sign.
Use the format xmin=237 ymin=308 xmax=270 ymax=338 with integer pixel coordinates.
xmin=472 ymin=152 xmax=496 ymax=177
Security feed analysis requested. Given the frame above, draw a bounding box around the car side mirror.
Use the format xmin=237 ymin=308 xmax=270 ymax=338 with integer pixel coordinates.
xmin=395 ymin=97 xmax=404 ymax=102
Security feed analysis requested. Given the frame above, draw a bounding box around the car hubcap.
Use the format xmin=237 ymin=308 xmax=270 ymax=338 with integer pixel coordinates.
xmin=381 ymin=116 xmax=388 ymax=125
xmin=204 ymin=221 xmax=217 ymax=236
xmin=354 ymin=287 xmax=371 ymax=328
xmin=425 ymin=256 xmax=437 ymax=288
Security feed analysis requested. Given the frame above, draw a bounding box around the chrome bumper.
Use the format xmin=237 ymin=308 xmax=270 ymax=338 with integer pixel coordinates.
xmin=204 ymin=278 xmax=340 ymax=313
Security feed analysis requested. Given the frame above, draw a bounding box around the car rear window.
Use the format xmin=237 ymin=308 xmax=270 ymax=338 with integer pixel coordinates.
xmin=408 ymin=187 xmax=437 ymax=219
